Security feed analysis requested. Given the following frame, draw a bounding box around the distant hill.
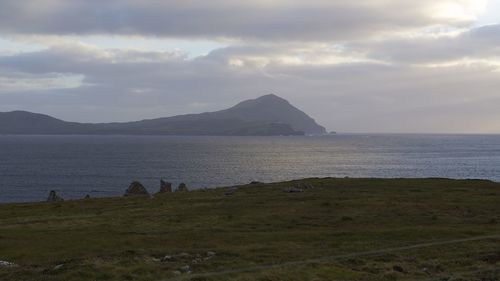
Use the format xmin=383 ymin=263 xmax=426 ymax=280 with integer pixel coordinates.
xmin=0 ymin=94 xmax=326 ymax=136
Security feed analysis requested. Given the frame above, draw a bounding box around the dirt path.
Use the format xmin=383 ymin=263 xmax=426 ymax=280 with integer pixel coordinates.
xmin=163 ymin=234 xmax=500 ymax=281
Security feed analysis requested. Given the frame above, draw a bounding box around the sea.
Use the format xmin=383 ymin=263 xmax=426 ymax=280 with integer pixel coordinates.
xmin=0 ymin=134 xmax=499 ymax=203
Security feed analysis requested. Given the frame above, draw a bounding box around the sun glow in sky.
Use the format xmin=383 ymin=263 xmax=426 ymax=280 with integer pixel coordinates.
xmin=477 ymin=0 xmax=500 ymax=25
xmin=434 ymin=0 xmax=488 ymax=21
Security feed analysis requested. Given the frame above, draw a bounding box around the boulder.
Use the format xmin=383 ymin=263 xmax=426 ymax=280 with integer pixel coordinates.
xmin=158 ymin=179 xmax=172 ymax=193
xmin=176 ymin=183 xmax=189 ymax=192
xmin=124 ymin=181 xmax=149 ymax=196
xmin=47 ymin=190 xmax=64 ymax=202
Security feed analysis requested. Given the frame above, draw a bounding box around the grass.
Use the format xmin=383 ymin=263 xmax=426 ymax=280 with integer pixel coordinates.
xmin=0 ymin=178 xmax=499 ymax=280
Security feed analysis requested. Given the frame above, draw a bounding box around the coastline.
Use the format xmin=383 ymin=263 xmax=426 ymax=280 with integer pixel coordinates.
xmin=1 ymin=176 xmax=499 ymax=205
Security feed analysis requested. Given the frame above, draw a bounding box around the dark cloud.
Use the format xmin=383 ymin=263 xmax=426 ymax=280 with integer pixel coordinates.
xmin=0 ymin=0 xmax=470 ymax=41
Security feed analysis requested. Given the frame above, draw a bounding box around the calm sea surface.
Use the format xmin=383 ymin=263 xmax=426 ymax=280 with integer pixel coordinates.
xmin=1 ymin=134 xmax=499 ymax=203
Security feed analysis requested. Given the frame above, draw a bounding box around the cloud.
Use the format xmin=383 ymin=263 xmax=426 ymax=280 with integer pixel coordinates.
xmin=1 ymin=40 xmax=500 ymax=133
xmin=351 ymin=24 xmax=500 ymax=64
xmin=0 ymin=70 xmax=83 ymax=92
xmin=0 ymin=0 xmax=499 ymax=133
xmin=0 ymin=0 xmax=484 ymax=41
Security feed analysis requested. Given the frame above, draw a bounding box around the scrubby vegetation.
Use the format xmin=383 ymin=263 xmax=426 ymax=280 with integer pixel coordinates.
xmin=0 ymin=178 xmax=499 ymax=280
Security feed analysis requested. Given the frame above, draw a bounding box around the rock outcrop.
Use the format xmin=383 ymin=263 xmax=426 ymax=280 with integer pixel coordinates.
xmin=158 ymin=179 xmax=172 ymax=193
xmin=47 ymin=190 xmax=64 ymax=202
xmin=124 ymin=181 xmax=149 ymax=196
xmin=176 ymin=183 xmax=189 ymax=192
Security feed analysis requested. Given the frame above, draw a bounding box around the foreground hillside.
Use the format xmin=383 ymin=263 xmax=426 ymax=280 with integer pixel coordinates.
xmin=0 ymin=178 xmax=499 ymax=281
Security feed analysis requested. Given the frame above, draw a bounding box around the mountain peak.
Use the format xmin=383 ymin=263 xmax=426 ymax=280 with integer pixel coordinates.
xmin=225 ymin=94 xmax=326 ymax=135
xmin=252 ymin=94 xmax=290 ymax=105
xmin=256 ymin=93 xmax=286 ymax=101
xmin=231 ymin=94 xmax=290 ymax=110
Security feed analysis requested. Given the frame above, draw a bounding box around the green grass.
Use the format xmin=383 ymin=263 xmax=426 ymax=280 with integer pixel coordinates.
xmin=0 ymin=178 xmax=499 ymax=280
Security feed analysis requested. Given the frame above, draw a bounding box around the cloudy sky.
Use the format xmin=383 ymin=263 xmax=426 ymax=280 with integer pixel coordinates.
xmin=0 ymin=0 xmax=499 ymax=133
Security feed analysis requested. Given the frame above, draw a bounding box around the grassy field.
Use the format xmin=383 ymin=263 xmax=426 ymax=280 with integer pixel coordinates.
xmin=0 ymin=178 xmax=499 ymax=280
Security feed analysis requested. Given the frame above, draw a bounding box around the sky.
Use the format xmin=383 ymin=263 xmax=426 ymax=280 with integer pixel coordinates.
xmin=0 ymin=0 xmax=499 ymax=133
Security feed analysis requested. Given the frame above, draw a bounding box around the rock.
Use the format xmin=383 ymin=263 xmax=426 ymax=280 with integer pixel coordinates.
xmin=179 ymin=265 xmax=191 ymax=273
xmin=53 ymin=264 xmax=64 ymax=270
xmin=161 ymin=255 xmax=173 ymax=262
xmin=178 ymin=252 xmax=190 ymax=258
xmin=204 ymin=251 xmax=216 ymax=260
xmin=47 ymin=190 xmax=64 ymax=202
xmin=172 ymin=270 xmax=182 ymax=275
xmin=191 ymin=254 xmax=204 ymax=263
xmin=84 ymin=194 xmax=91 ymax=199
xmin=158 ymin=179 xmax=172 ymax=193
xmin=284 ymin=187 xmax=304 ymax=193
xmin=0 ymin=261 xmax=17 ymax=268
xmin=124 ymin=181 xmax=149 ymax=197
xmin=176 ymin=183 xmax=189 ymax=192
xmin=250 ymin=181 xmax=263 ymax=185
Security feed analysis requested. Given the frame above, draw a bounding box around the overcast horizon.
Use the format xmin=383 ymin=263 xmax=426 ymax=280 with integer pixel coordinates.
xmin=1 ymin=0 xmax=500 ymax=133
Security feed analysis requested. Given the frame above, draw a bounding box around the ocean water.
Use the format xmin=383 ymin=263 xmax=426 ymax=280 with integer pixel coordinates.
xmin=0 ymin=134 xmax=499 ymax=203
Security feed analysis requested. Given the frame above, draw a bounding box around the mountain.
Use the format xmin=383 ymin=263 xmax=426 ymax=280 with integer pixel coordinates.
xmin=209 ymin=94 xmax=326 ymax=134
xmin=0 ymin=94 xmax=326 ymax=136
